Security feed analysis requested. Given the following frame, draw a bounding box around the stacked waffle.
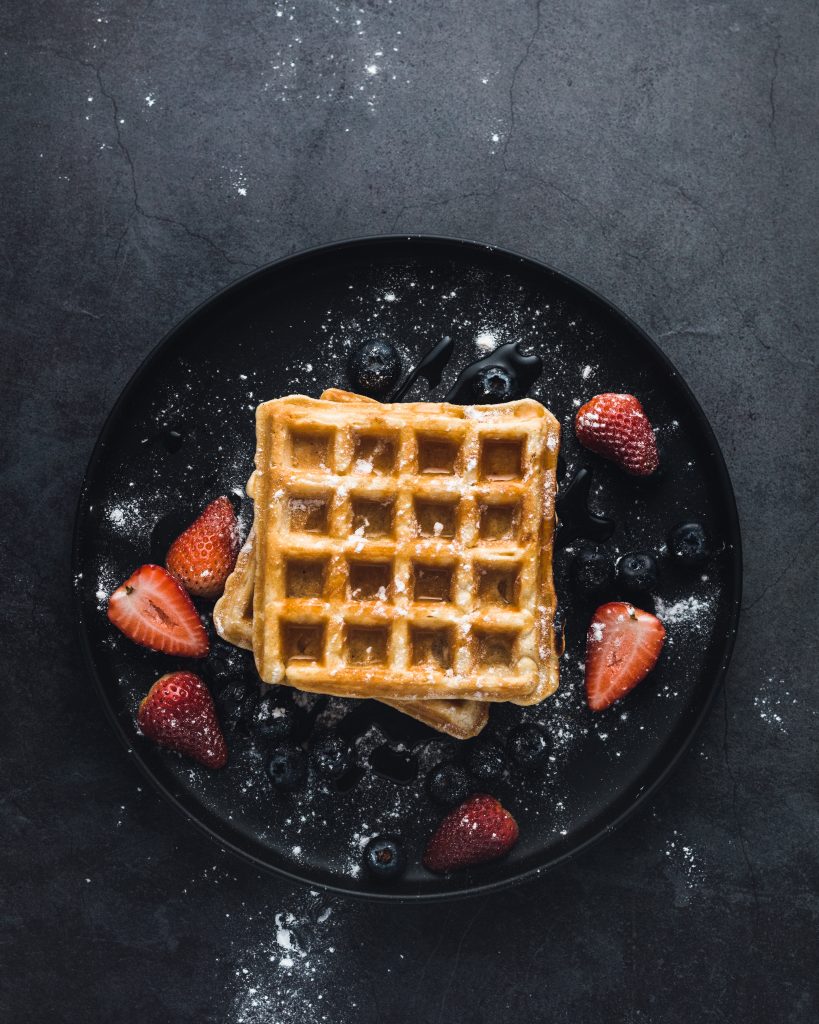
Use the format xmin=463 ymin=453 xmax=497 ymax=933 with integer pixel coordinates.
xmin=214 ymin=389 xmax=561 ymax=739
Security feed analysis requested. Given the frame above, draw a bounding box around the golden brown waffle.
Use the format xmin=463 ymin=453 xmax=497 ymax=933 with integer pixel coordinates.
xmin=251 ymin=394 xmax=560 ymax=703
xmin=214 ymin=524 xmax=490 ymax=738
xmin=214 ymin=394 xmax=491 ymax=739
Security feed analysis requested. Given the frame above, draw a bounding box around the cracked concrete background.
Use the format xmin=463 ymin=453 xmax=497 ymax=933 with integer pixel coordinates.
xmin=1 ymin=0 xmax=817 ymax=1021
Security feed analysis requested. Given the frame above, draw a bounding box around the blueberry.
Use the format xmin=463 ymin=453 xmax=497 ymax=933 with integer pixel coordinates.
xmin=668 ymin=521 xmax=710 ymax=566
xmin=265 ymin=744 xmax=307 ymax=791
xmin=426 ymin=762 xmax=471 ymax=806
xmin=472 ymin=366 xmax=515 ymax=403
xmin=348 ymin=339 xmax=402 ymax=398
xmin=311 ymin=734 xmax=353 ymax=779
xmin=363 ymin=835 xmax=406 ymax=880
xmin=616 ymin=551 xmax=659 ymax=592
xmin=466 ymin=741 xmax=506 ymax=782
xmin=508 ymin=723 xmax=551 ymax=772
xmin=571 ymin=546 xmax=614 ymax=594
xmin=253 ymin=702 xmax=294 ymax=743
xmin=206 ymin=658 xmax=233 ymax=695
xmin=216 ymin=683 xmax=256 ymax=733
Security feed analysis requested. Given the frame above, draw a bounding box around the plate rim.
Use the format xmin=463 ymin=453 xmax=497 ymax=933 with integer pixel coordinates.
xmin=72 ymin=233 xmax=743 ymax=902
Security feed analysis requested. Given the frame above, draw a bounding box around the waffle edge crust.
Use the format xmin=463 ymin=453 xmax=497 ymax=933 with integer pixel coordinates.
xmin=240 ymin=394 xmax=559 ymax=706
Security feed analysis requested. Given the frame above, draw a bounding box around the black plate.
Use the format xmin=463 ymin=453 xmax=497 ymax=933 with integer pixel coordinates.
xmin=73 ymin=236 xmax=741 ymax=901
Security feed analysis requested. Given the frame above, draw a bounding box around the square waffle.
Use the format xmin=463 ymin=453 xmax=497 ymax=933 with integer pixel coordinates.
xmin=250 ymin=394 xmax=560 ymax=703
xmin=214 ymin=391 xmax=491 ymax=740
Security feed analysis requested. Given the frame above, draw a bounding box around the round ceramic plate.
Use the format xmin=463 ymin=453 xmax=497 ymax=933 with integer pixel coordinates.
xmin=73 ymin=236 xmax=741 ymax=900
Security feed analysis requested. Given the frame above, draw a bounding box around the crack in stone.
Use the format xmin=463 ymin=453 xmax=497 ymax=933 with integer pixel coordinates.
xmin=637 ymin=170 xmax=816 ymax=369
xmin=657 ymin=327 xmax=719 ymax=341
xmin=721 ymin=684 xmax=761 ymax=926
xmin=501 ymin=0 xmax=544 ymax=170
xmin=60 ymin=305 xmax=102 ymax=321
xmin=390 ymin=187 xmax=502 ymax=232
xmin=514 ymin=170 xmax=612 ymax=237
xmin=742 ymin=516 xmax=819 ymax=611
xmin=433 ymin=899 xmax=489 ymax=1024
xmin=39 ymin=46 xmax=255 ymax=270
xmin=768 ymin=31 xmax=782 ymax=151
xmin=620 ymin=247 xmax=677 ymax=306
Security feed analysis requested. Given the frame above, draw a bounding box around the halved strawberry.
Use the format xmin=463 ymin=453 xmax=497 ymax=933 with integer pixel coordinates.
xmin=585 ymin=601 xmax=666 ymax=711
xmin=106 ymin=564 xmax=209 ymax=657
xmin=138 ymin=672 xmax=227 ymax=768
xmin=575 ymin=393 xmax=659 ymax=476
xmin=423 ymin=794 xmax=519 ymax=873
xmin=166 ymin=496 xmax=240 ymax=600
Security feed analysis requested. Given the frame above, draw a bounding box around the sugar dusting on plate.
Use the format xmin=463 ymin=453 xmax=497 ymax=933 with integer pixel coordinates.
xmin=655 ymin=594 xmax=714 ymax=628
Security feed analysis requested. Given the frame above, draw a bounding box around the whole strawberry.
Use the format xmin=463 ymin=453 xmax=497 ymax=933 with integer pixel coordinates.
xmin=574 ymin=393 xmax=659 ymax=476
xmin=166 ymin=496 xmax=240 ymax=599
xmin=138 ymin=672 xmax=227 ymax=768
xmin=423 ymin=794 xmax=519 ymax=873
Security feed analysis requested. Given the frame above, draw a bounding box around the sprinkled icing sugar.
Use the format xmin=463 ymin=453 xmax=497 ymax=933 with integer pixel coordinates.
xmin=227 ymin=894 xmax=349 ymax=1024
xmin=753 ymin=678 xmax=803 ymax=735
xmin=655 ymin=594 xmax=714 ymax=628
xmin=663 ymin=829 xmax=704 ymax=907
xmin=474 ymin=329 xmax=499 ymax=353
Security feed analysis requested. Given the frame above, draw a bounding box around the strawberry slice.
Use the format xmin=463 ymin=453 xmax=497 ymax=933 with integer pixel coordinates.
xmin=138 ymin=672 xmax=227 ymax=768
xmin=166 ymin=496 xmax=240 ymax=600
xmin=423 ymin=794 xmax=519 ymax=873
xmin=585 ymin=602 xmax=666 ymax=711
xmin=106 ymin=564 xmax=209 ymax=657
xmin=575 ymin=393 xmax=659 ymax=476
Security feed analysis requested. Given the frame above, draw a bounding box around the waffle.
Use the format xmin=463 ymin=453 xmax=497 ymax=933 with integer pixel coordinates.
xmin=214 ymin=393 xmax=490 ymax=739
xmin=250 ymin=393 xmax=560 ymax=703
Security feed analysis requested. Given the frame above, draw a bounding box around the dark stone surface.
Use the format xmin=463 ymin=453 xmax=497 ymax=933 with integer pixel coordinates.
xmin=1 ymin=1 xmax=816 ymax=1021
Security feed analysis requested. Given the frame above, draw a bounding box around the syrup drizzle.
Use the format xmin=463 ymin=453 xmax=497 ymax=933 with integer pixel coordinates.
xmin=368 ymin=743 xmax=418 ymax=783
xmin=390 ymin=335 xmax=455 ymax=400
xmin=159 ymin=427 xmax=184 ymax=453
xmin=556 ymin=466 xmax=615 ymax=543
xmin=445 ymin=341 xmax=543 ymax=404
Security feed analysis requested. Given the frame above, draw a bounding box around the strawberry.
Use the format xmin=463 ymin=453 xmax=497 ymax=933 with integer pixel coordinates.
xmin=423 ymin=794 xmax=519 ymax=873
xmin=166 ymin=496 xmax=240 ymax=599
xmin=585 ymin=602 xmax=666 ymax=711
xmin=107 ymin=564 xmax=209 ymax=657
xmin=574 ymin=393 xmax=659 ymax=475
xmin=138 ymin=672 xmax=227 ymax=768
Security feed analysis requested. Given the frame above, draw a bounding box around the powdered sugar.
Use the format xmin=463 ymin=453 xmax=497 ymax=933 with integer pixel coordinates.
xmin=103 ymin=494 xmax=167 ymax=537
xmin=663 ymin=829 xmax=704 ymax=907
xmin=475 ymin=329 xmax=499 ymax=353
xmin=753 ymin=678 xmax=803 ymax=735
xmin=228 ymin=895 xmax=350 ymax=1024
xmin=655 ymin=594 xmax=714 ymax=629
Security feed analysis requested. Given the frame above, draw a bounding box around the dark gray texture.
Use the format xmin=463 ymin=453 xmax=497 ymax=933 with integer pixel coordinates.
xmin=1 ymin=1 xmax=817 ymax=1021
